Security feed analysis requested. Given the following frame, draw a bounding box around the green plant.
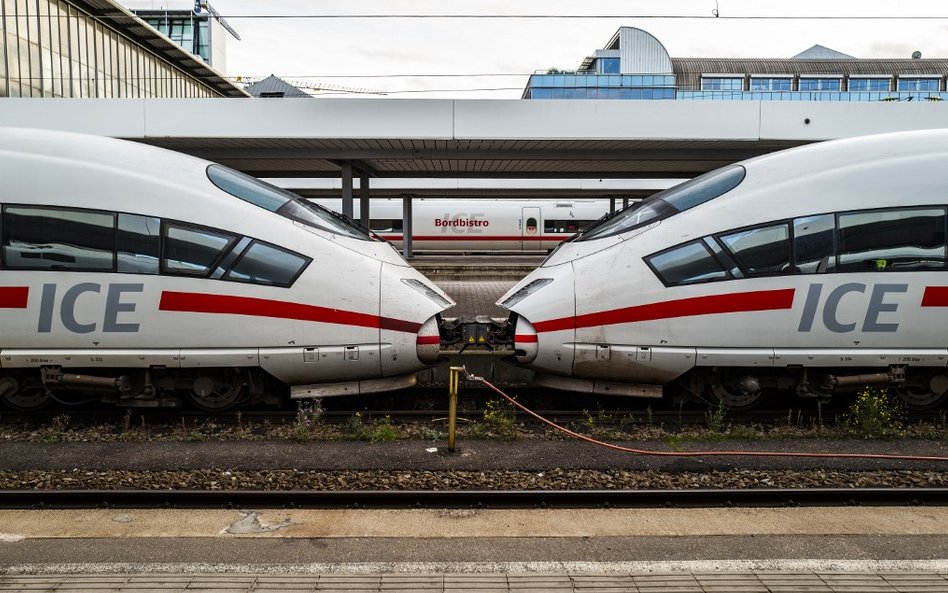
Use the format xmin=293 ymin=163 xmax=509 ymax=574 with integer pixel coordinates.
xmin=478 ymin=398 xmax=517 ymax=439
xmin=367 ymin=415 xmax=399 ymax=442
xmin=43 ymin=414 xmax=70 ymax=443
xmin=578 ymin=408 xmax=624 ymax=440
xmin=294 ymin=399 xmax=325 ymax=441
xmin=705 ymin=404 xmax=727 ymax=433
xmin=842 ymin=387 xmax=905 ymax=438
xmin=417 ymin=425 xmax=447 ymax=441
xmin=344 ymin=412 xmax=400 ymax=442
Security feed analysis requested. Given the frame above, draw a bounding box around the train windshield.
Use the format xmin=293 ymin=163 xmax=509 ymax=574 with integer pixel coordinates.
xmin=575 ymin=165 xmax=746 ymax=241
xmin=206 ymin=165 xmax=376 ymax=241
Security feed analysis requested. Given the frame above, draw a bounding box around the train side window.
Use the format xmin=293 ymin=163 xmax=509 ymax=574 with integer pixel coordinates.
xmin=646 ymin=240 xmax=729 ymax=286
xmin=1 ymin=206 xmax=115 ymax=271
xmin=718 ymin=223 xmax=790 ymax=276
xmin=544 ymin=219 xmax=595 ymax=234
xmin=793 ymin=214 xmax=836 ymax=273
xmin=117 ymin=214 xmax=160 ymax=274
xmin=163 ymin=223 xmax=236 ymax=276
xmin=837 ymin=207 xmax=947 ymax=272
xmin=224 ymin=241 xmax=311 ymax=288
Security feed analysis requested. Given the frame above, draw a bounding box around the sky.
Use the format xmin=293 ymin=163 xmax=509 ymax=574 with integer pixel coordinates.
xmin=128 ymin=1 xmax=948 ymax=98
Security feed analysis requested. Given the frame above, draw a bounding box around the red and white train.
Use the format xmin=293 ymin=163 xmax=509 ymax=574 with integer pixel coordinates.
xmin=310 ymin=198 xmax=611 ymax=252
xmin=501 ymin=129 xmax=948 ymax=410
xmin=0 ymin=128 xmax=453 ymax=411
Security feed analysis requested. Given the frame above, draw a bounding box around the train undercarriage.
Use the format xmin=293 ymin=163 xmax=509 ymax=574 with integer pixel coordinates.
xmin=0 ymin=367 xmax=282 ymax=412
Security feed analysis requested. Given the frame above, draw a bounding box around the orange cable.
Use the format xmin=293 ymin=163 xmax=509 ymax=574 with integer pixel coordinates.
xmin=471 ymin=374 xmax=948 ymax=462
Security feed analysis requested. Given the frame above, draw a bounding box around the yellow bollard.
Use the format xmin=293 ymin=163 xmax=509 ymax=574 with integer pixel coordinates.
xmin=448 ymin=366 xmax=463 ymax=452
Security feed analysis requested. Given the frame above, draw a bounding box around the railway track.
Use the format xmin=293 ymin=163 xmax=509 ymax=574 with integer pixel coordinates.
xmin=1 ymin=488 xmax=947 ymax=509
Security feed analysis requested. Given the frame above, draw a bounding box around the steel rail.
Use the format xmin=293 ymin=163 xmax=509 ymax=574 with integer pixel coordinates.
xmin=1 ymin=488 xmax=947 ymax=510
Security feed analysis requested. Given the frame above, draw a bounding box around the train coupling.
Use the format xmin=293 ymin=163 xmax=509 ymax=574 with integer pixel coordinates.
xmin=439 ymin=315 xmax=514 ymax=352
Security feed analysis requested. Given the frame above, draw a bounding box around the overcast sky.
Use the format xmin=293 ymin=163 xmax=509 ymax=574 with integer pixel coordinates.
xmin=132 ymin=1 xmax=948 ymax=98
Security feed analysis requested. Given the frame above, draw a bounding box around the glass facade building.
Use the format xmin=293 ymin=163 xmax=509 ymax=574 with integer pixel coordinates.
xmin=0 ymin=0 xmax=243 ymax=98
xmin=141 ymin=14 xmax=210 ymax=64
xmin=524 ymin=27 xmax=948 ymax=103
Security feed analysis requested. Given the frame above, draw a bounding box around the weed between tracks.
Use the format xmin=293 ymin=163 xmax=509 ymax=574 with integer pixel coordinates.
xmin=2 ymin=388 xmax=947 ymax=444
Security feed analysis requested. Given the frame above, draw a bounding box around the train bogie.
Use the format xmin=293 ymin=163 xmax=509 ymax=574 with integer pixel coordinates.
xmin=0 ymin=128 xmax=454 ymax=411
xmin=501 ymin=130 xmax=948 ymax=410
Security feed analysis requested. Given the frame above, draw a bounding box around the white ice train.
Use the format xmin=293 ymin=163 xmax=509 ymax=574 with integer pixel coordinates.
xmin=0 ymin=128 xmax=454 ymax=411
xmin=309 ymin=198 xmax=612 ymax=252
xmin=500 ymin=129 xmax=948 ymax=410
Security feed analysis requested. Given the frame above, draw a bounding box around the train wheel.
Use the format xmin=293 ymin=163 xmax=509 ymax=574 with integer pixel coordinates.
xmin=0 ymin=377 xmax=50 ymax=411
xmin=188 ymin=375 xmax=243 ymax=412
xmin=895 ymin=374 xmax=948 ymax=411
xmin=708 ymin=375 xmax=764 ymax=412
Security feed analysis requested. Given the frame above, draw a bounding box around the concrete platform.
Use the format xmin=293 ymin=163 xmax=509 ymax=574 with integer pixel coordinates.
xmin=4 ymin=508 xmax=948 ymax=590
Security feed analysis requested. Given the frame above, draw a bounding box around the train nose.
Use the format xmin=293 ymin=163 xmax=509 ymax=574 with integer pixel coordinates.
xmin=416 ymin=315 xmax=442 ymax=365
xmin=513 ymin=316 xmax=538 ymax=364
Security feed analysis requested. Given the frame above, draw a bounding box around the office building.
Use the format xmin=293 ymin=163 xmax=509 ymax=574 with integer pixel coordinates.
xmin=523 ymin=27 xmax=948 ymax=102
xmin=1 ymin=0 xmax=245 ymax=97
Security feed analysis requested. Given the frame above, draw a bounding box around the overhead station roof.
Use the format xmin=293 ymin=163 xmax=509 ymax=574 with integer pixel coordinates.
xmin=3 ymin=99 xmax=948 ymax=193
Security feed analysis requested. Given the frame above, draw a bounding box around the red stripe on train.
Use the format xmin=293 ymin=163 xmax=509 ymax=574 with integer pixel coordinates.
xmin=159 ymin=291 xmax=422 ymax=334
xmin=515 ymin=334 xmax=539 ymax=343
xmin=416 ymin=335 xmax=441 ymax=345
xmin=0 ymin=287 xmax=28 ymax=308
xmin=922 ymin=287 xmax=948 ymax=307
xmin=532 ymin=288 xmax=797 ymax=333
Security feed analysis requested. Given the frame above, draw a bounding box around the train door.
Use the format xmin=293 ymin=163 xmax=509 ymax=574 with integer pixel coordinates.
xmin=521 ymin=207 xmax=541 ymax=252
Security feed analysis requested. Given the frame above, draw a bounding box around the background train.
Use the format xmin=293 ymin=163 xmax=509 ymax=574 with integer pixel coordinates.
xmin=0 ymin=128 xmax=453 ymax=411
xmin=310 ymin=198 xmax=613 ymax=252
xmin=500 ymin=129 xmax=948 ymax=411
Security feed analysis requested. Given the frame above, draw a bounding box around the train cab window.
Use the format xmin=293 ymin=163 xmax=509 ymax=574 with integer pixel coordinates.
xmin=117 ymin=214 xmax=160 ymax=274
xmin=646 ymin=240 xmax=730 ymax=286
xmin=577 ymin=165 xmax=746 ymax=241
xmin=224 ymin=241 xmax=310 ymax=287
xmin=163 ymin=223 xmax=236 ymax=276
xmin=793 ymin=214 xmax=836 ymax=273
xmin=718 ymin=223 xmax=791 ymax=276
xmin=1 ymin=206 xmax=114 ymax=271
xmin=837 ymin=207 xmax=947 ymax=272
xmin=206 ymin=164 xmax=376 ymax=241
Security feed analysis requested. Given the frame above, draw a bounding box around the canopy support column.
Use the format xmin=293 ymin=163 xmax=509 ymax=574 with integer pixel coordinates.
xmin=341 ymin=163 xmax=354 ymax=219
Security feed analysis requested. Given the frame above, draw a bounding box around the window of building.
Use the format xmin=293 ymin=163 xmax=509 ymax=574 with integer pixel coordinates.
xmin=849 ymin=77 xmax=891 ymax=92
xmin=646 ymin=240 xmax=730 ymax=286
xmin=701 ymin=76 xmax=743 ymax=91
xmin=897 ymin=77 xmax=941 ymax=92
xmin=718 ymin=223 xmax=791 ymax=276
xmin=117 ymin=213 xmax=160 ymax=274
xmin=598 ymin=58 xmax=620 ymax=74
xmin=837 ymin=207 xmax=946 ymax=272
xmin=224 ymin=241 xmax=311 ymax=287
xmin=799 ymin=77 xmax=842 ymax=91
xmin=750 ymin=77 xmax=792 ymax=92
xmin=163 ymin=223 xmax=235 ymax=276
xmin=1 ymin=205 xmax=114 ymax=271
